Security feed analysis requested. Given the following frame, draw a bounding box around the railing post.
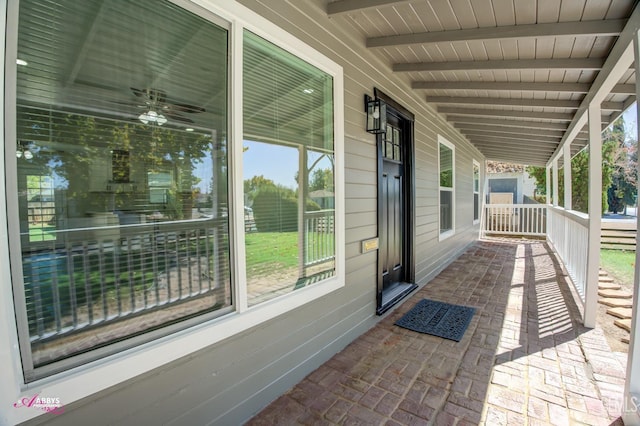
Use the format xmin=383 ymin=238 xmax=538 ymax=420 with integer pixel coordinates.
xmin=545 ymin=166 xmax=551 ymax=205
xmin=563 ymin=143 xmax=572 ymax=274
xmin=563 ymin=143 xmax=572 ymax=211
xmin=584 ymin=101 xmax=601 ymax=328
xmin=545 ymin=166 xmax=551 ymax=240
xmin=552 ymin=158 xmax=559 ymax=207
xmin=623 ymin=26 xmax=640 ymax=426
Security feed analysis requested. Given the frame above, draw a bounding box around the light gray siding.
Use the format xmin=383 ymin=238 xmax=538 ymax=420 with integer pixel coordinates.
xmin=21 ymin=0 xmax=484 ymax=424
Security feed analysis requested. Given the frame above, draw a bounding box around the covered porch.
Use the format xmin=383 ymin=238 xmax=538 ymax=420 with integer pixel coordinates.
xmin=249 ymin=238 xmax=628 ymax=425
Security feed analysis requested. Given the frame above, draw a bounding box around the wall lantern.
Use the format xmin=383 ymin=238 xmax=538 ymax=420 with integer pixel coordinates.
xmin=365 ymin=95 xmax=386 ymax=134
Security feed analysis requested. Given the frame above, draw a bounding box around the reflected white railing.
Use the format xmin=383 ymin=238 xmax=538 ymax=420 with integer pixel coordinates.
xmin=483 ymin=203 xmax=547 ymax=237
xmin=24 ymin=210 xmax=336 ymax=345
xmin=304 ymin=209 xmax=335 ymax=267
xmin=547 ymin=207 xmax=589 ymax=302
xmin=22 ymin=218 xmax=230 ymax=344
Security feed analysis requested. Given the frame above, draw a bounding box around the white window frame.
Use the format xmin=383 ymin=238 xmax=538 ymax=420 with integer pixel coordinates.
xmin=438 ymin=135 xmax=455 ymax=241
xmin=0 ymin=0 xmax=344 ymax=422
xmin=473 ymin=159 xmax=480 ymax=225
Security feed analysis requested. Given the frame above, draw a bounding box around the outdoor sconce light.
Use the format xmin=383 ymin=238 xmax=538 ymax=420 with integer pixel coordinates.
xmin=365 ymin=95 xmax=386 ymax=134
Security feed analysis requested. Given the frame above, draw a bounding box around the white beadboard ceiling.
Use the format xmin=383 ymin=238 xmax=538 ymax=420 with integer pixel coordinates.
xmin=327 ymin=0 xmax=638 ymax=166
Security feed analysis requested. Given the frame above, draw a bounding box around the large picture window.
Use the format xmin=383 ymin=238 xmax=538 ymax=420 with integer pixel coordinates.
xmin=7 ymin=0 xmax=342 ymax=383
xmin=439 ymin=136 xmax=455 ymax=239
xmin=13 ymin=0 xmax=232 ymax=380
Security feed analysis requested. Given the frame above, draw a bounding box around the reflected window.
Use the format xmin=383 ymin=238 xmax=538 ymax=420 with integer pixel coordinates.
xmin=26 ymin=175 xmax=56 ymax=242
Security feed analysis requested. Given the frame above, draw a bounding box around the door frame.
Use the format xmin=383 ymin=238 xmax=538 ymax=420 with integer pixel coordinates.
xmin=374 ymin=88 xmax=416 ymax=314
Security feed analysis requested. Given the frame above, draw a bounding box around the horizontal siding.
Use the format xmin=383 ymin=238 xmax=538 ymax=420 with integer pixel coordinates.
xmin=24 ymin=0 xmax=486 ymax=424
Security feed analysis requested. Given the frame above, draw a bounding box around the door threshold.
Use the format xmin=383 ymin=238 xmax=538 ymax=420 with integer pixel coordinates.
xmin=377 ymin=282 xmax=417 ymax=315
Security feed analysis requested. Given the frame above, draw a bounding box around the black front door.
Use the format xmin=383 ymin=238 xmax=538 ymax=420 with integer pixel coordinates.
xmin=381 ymin=117 xmax=404 ymax=289
xmin=376 ymin=104 xmax=416 ymax=315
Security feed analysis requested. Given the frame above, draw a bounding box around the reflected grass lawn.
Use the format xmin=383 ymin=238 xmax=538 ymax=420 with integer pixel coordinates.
xmin=29 ymin=224 xmax=56 ymax=241
xmin=245 ymin=232 xmax=298 ymax=271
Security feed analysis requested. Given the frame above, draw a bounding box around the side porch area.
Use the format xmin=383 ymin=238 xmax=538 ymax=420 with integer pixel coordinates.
xmin=250 ymin=238 xmax=628 ymax=425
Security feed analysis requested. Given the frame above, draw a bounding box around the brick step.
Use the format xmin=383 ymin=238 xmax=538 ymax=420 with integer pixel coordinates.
xmin=598 ymin=277 xmax=615 ymax=283
xmin=606 ymin=307 xmax=633 ymax=319
xmin=599 ymin=283 xmax=622 ymax=290
xmin=614 ymin=319 xmax=632 ymax=333
xmin=599 ymin=298 xmax=633 ymax=308
xmin=599 ymin=270 xmax=607 ymax=276
xmin=597 ymin=289 xmax=633 ymax=299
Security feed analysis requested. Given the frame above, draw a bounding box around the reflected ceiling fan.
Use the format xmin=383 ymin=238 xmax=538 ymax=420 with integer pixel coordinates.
xmin=130 ymin=87 xmax=205 ymax=126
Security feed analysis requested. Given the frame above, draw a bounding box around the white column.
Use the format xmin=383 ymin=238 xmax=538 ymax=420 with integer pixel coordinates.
xmin=546 ymin=166 xmax=551 ymax=205
xmin=623 ymin=28 xmax=640 ymax=426
xmin=552 ymin=158 xmax=559 ymax=207
xmin=584 ymin=102 xmax=602 ymax=328
xmin=563 ymin=143 xmax=572 ymax=211
xmin=546 ymin=165 xmax=551 ymax=243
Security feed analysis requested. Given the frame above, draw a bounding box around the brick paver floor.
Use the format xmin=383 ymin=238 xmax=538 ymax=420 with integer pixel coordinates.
xmin=247 ymin=239 xmax=628 ymax=425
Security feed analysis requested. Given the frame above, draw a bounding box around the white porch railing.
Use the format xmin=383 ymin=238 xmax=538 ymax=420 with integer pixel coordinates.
xmin=482 ymin=203 xmax=589 ymax=304
xmin=483 ymin=203 xmax=547 ymax=237
xmin=547 ymin=207 xmax=589 ymax=302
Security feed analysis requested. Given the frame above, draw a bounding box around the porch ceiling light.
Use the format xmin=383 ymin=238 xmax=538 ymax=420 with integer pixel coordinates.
xmin=365 ymin=96 xmax=386 ymax=134
xmin=138 ymin=110 xmax=167 ymax=126
xmin=16 ymin=142 xmax=33 ymax=159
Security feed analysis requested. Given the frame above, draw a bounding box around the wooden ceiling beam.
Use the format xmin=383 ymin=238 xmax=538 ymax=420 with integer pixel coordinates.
xmin=414 ymin=81 xmax=591 ymax=92
xmin=470 ymin=139 xmax=558 ymax=151
xmin=429 ymin=96 xmax=623 ymax=111
xmin=459 ymin=130 xmax=561 ymax=143
xmin=414 ymin=81 xmax=634 ymax=94
xmin=446 ymin=115 xmax=569 ymax=130
xmin=457 ymin=126 xmax=589 ymax=142
xmin=438 ymin=106 xmax=575 ymax=121
xmin=395 ymin=58 xmax=604 ymax=72
xmin=367 ymin=19 xmax=626 ymax=48
xmin=327 ymin=0 xmax=410 ymax=16
xmin=428 ymin=96 xmax=581 ymax=109
xmin=455 ymin=123 xmax=565 ymax=137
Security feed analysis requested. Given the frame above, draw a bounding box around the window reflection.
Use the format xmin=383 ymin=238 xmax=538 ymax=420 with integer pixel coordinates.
xmin=14 ymin=0 xmax=231 ymax=375
xmin=243 ymin=31 xmax=336 ymax=306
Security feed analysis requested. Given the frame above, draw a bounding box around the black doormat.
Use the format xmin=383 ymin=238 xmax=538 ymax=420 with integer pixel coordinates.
xmin=395 ymin=299 xmax=475 ymax=342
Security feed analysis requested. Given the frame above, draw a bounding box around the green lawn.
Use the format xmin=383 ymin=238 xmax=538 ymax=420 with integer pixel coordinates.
xmin=29 ymin=224 xmax=56 ymax=242
xmin=244 ymin=231 xmax=335 ymax=277
xmin=600 ymin=249 xmax=636 ymax=288
xmin=245 ymin=232 xmax=299 ymax=271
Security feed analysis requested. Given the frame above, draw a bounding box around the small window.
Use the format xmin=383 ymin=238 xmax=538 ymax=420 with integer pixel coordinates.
xmin=439 ymin=136 xmax=455 ymax=240
xmin=473 ymin=160 xmax=480 ymax=224
xmin=243 ymin=30 xmax=336 ymax=306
